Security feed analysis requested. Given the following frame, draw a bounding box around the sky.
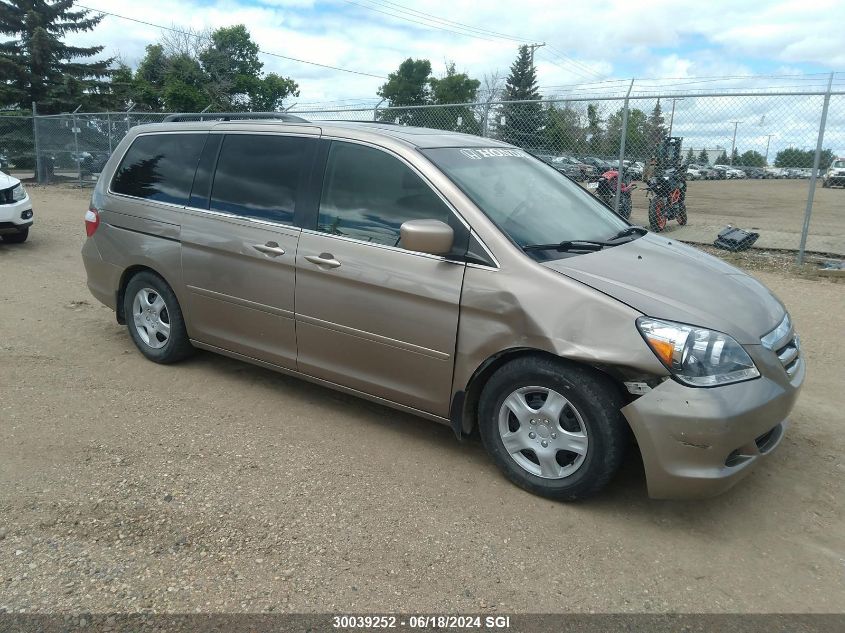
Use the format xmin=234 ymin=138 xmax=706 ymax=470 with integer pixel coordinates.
xmin=67 ymin=0 xmax=845 ymax=156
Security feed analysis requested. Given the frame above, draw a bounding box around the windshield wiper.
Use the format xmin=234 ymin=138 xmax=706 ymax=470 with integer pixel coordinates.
xmin=607 ymin=225 xmax=648 ymax=242
xmin=523 ymin=240 xmax=610 ymax=253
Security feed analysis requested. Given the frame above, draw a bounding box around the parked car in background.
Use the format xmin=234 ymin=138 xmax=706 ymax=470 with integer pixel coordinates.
xmin=564 ymin=156 xmax=596 ymax=181
xmin=549 ymin=157 xmax=581 ymax=180
xmin=0 ymin=152 xmax=9 ymax=173
xmin=0 ymin=170 xmax=33 ymax=243
xmin=822 ymin=158 xmax=845 ymax=188
xmin=726 ymin=168 xmax=746 ymax=179
xmin=686 ymin=167 xmax=703 ymax=180
xmin=765 ymin=168 xmax=788 ymax=179
xmin=711 ymin=166 xmax=728 ymax=179
xmin=581 ymin=156 xmax=614 ymax=173
xmin=623 ymin=160 xmax=643 ymax=180
xmin=744 ymin=168 xmax=766 ymax=179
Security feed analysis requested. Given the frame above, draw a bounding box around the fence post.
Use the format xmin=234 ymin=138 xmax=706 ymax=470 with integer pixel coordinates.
xmin=107 ymin=112 xmax=113 ymax=155
xmin=373 ymin=98 xmax=385 ymax=121
xmin=797 ymin=72 xmax=834 ymax=265
xmin=72 ymin=106 xmax=82 ymax=187
xmin=614 ymin=79 xmax=635 ymax=214
xmin=32 ymin=101 xmax=42 ymax=183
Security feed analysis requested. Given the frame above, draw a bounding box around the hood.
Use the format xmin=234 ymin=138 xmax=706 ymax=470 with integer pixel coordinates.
xmin=541 ymin=234 xmax=785 ymax=344
xmin=0 ymin=171 xmax=20 ymax=190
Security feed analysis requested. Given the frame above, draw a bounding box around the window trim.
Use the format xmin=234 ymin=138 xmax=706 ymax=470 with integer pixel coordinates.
xmin=107 ymin=130 xmax=209 ymax=207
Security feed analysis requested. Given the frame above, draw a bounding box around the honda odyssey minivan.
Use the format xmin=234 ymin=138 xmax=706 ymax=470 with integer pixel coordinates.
xmin=82 ymin=114 xmax=804 ymax=500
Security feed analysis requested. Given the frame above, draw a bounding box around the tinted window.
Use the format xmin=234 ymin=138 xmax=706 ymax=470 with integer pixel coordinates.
xmin=111 ymin=134 xmax=205 ymax=205
xmin=318 ymin=142 xmax=451 ymax=248
xmin=210 ymin=134 xmax=307 ymax=224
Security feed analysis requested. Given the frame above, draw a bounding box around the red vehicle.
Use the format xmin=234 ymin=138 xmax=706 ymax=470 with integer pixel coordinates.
xmin=595 ymin=169 xmax=636 ymax=219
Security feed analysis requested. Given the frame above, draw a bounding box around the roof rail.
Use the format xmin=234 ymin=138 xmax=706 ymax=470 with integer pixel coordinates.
xmin=162 ymin=112 xmax=308 ymax=123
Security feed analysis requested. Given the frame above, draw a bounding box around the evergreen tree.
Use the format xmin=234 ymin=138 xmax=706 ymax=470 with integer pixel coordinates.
xmin=716 ymin=150 xmax=729 ymax=164
xmin=730 ymin=147 xmax=739 ymax=165
xmin=698 ymin=149 xmax=710 ymax=164
xmin=499 ymin=45 xmax=543 ymax=149
xmin=0 ymin=0 xmax=112 ymax=113
xmin=686 ymin=148 xmax=695 ymax=163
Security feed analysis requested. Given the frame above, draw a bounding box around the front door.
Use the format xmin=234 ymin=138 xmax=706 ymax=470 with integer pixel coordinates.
xmin=295 ymin=140 xmax=466 ymax=416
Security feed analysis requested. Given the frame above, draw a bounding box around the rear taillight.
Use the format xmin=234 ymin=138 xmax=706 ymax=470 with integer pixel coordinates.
xmin=85 ymin=206 xmax=100 ymax=237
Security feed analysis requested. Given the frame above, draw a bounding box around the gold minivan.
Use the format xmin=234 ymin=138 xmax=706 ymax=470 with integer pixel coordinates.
xmin=82 ymin=115 xmax=804 ymax=500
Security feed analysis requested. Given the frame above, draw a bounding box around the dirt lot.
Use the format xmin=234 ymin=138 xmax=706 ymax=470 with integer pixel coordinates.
xmin=620 ymin=178 xmax=845 ymax=256
xmin=0 ymin=186 xmax=843 ymax=614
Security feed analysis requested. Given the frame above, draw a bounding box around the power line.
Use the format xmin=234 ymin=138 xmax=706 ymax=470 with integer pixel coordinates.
xmin=342 ymin=0 xmax=602 ymax=81
xmin=75 ymin=4 xmax=387 ymax=79
xmin=372 ymin=0 xmax=604 ymax=79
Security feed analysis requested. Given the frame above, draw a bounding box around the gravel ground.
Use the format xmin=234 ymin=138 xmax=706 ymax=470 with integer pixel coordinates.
xmin=0 ymin=186 xmax=843 ymax=614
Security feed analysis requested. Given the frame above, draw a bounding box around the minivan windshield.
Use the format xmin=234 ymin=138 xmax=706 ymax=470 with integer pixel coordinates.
xmin=422 ymin=147 xmax=628 ymax=254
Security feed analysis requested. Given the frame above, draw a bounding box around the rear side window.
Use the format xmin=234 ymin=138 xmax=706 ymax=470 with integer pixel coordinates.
xmin=318 ymin=141 xmax=451 ymax=247
xmin=209 ymin=134 xmax=307 ymax=224
xmin=111 ymin=133 xmax=205 ymax=205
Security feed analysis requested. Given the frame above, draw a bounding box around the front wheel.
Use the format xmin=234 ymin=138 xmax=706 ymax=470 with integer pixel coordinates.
xmin=478 ymin=357 xmax=628 ymax=501
xmin=648 ymin=198 xmax=667 ymax=232
xmin=124 ymin=271 xmax=194 ymax=364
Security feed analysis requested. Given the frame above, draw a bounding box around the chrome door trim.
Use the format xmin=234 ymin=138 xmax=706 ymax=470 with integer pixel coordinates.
xmin=296 ymin=313 xmax=451 ymax=361
xmin=186 ymin=285 xmax=294 ymax=319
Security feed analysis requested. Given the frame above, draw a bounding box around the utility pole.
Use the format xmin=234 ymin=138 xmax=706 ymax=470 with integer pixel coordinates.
xmin=729 ymin=120 xmax=742 ymax=165
xmin=764 ymin=134 xmax=774 ymax=165
xmin=526 ymin=42 xmax=545 ymax=67
xmin=667 ymin=97 xmax=684 ymax=137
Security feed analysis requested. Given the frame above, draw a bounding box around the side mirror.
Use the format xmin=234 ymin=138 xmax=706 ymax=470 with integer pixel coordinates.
xmin=399 ymin=219 xmax=454 ymax=255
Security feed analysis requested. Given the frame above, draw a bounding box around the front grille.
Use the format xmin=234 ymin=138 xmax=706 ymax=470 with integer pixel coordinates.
xmin=775 ymin=336 xmax=801 ymax=377
xmin=762 ymin=314 xmax=801 ymax=378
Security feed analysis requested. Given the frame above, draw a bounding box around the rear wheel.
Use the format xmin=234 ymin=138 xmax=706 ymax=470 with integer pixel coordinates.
xmin=478 ymin=356 xmax=628 ymax=501
xmin=2 ymin=227 xmax=28 ymax=243
xmin=677 ymin=203 xmax=688 ymax=225
xmin=648 ymin=198 xmax=667 ymax=232
xmin=124 ymin=271 xmax=194 ymax=364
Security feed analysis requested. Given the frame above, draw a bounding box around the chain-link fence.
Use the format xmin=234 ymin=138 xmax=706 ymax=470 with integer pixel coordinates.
xmin=4 ymin=75 xmax=844 ymax=259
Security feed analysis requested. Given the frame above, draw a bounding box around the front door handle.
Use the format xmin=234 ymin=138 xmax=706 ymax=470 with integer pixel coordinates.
xmin=304 ymin=253 xmax=341 ymax=268
xmin=253 ymin=242 xmax=286 ymax=257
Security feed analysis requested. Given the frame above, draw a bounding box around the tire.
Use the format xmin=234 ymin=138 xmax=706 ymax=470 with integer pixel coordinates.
xmin=478 ymin=356 xmax=628 ymax=501
xmin=2 ymin=227 xmax=28 ymax=243
xmin=648 ymin=198 xmax=667 ymax=232
xmin=123 ymin=271 xmax=194 ymax=364
xmin=677 ymin=203 xmax=688 ymax=226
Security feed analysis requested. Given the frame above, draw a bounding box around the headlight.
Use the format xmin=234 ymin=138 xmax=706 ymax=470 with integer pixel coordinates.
xmin=12 ymin=184 xmax=26 ymax=201
xmin=637 ymin=317 xmax=760 ymax=387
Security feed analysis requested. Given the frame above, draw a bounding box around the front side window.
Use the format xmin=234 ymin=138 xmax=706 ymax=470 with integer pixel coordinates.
xmin=111 ymin=133 xmax=205 ymax=205
xmin=210 ymin=134 xmax=308 ymax=224
xmin=318 ymin=141 xmax=452 ymax=248
xmin=422 ymin=147 xmax=627 ymax=253
xmin=833 ymin=160 xmax=845 ymax=168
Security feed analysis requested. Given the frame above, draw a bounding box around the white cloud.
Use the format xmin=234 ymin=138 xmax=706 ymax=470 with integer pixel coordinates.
xmin=68 ymin=0 xmax=844 ymax=113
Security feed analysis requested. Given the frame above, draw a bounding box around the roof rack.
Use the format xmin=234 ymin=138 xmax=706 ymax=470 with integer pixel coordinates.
xmin=162 ymin=112 xmax=308 ymax=123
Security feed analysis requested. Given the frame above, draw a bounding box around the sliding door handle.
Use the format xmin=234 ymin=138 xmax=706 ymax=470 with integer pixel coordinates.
xmin=253 ymin=242 xmax=286 ymax=257
xmin=304 ymin=253 xmax=341 ymax=268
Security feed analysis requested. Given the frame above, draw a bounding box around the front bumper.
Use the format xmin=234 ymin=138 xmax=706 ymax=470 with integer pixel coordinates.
xmin=622 ymin=352 xmax=804 ymax=499
xmin=0 ymin=197 xmax=33 ymax=231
